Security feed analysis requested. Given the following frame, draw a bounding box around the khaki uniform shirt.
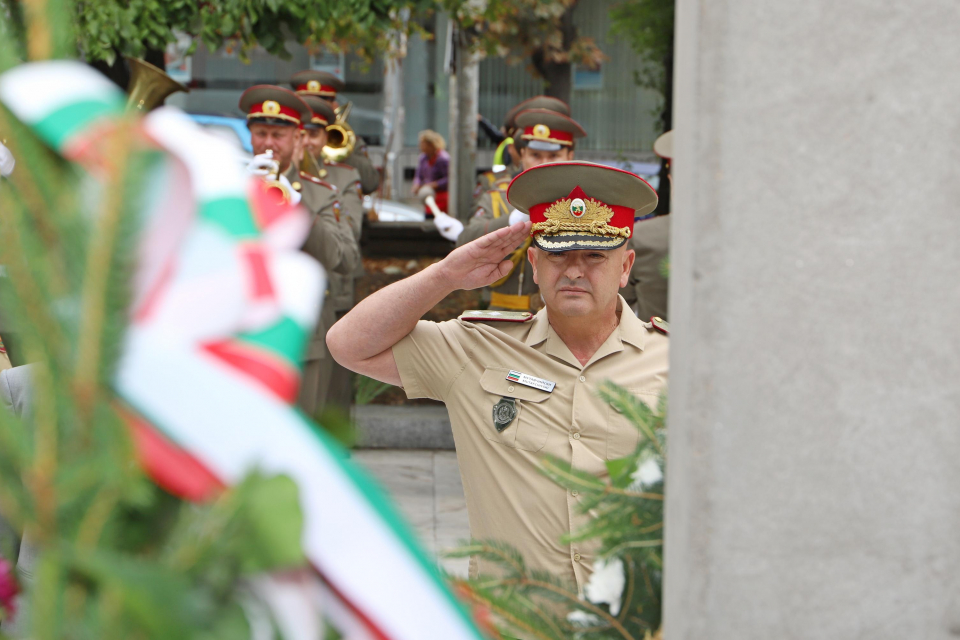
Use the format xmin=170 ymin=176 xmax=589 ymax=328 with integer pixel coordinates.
xmin=393 ymin=297 xmax=669 ymax=589
xmin=320 ymin=160 xmax=364 ymax=312
xmin=285 ymin=165 xmax=359 ymax=360
xmin=457 ymin=175 xmax=539 ymax=311
xmin=628 ymin=214 xmax=670 ymax=322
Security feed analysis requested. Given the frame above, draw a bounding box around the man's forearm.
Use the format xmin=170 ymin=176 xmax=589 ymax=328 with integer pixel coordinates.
xmin=327 ymin=262 xmax=453 ymax=364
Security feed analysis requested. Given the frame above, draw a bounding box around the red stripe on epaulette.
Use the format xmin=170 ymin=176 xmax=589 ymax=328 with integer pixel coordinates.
xmin=649 ymin=316 xmax=669 ymax=336
xmin=299 ymin=172 xmax=337 ymax=191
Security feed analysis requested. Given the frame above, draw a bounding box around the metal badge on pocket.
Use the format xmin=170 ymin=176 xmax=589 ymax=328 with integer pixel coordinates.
xmin=493 ymin=397 xmax=518 ymax=432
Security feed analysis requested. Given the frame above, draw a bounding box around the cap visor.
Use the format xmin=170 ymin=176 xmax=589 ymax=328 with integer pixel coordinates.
xmin=533 ymin=233 xmax=628 ymax=253
xmin=528 ymin=139 xmax=563 ymax=152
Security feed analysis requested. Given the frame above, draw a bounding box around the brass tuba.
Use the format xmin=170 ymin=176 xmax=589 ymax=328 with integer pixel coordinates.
xmin=321 ymin=102 xmax=356 ymax=163
xmin=125 ymin=57 xmax=188 ymax=112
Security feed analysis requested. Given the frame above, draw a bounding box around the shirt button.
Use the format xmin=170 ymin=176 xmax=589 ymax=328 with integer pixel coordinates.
xmin=579 ymin=375 xmax=586 ymax=382
xmin=573 ymin=553 xmax=582 ymax=562
xmin=507 ymin=385 xmax=515 ymax=392
xmin=571 ymin=490 xmax=579 ymax=497
xmin=572 ymin=432 xmax=581 ymax=440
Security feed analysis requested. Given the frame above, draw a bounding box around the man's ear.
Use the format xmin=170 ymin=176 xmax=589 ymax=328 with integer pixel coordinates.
xmin=527 ymin=246 xmax=540 ymax=285
xmin=621 ymin=248 xmax=636 ymax=288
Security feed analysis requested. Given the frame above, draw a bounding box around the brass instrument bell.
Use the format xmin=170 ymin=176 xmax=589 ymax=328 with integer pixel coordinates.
xmin=321 ymin=102 xmax=357 ymax=164
xmin=125 ymin=57 xmax=188 ymax=112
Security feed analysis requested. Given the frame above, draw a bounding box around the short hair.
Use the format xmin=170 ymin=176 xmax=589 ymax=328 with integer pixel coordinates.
xmin=418 ymin=129 xmax=446 ymax=151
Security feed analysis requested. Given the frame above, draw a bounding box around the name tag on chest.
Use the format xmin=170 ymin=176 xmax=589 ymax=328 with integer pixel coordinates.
xmin=506 ymin=370 xmax=556 ymax=393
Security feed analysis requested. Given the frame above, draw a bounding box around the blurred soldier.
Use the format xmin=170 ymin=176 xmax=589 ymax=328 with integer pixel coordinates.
xmin=477 ymin=96 xmax=571 ymax=190
xmin=456 ymin=108 xmax=586 ymax=312
xmin=291 ymin=70 xmax=380 ymax=195
xmin=239 ymin=85 xmax=359 ymax=415
xmin=300 ymin=94 xmax=365 ymax=412
xmin=626 ymin=130 xmax=672 ymax=322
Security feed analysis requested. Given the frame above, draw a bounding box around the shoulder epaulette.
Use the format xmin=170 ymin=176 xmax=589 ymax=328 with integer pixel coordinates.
xmin=328 ymin=161 xmax=357 ymax=171
xmin=459 ymin=310 xmax=534 ymax=323
xmin=648 ymin=316 xmax=668 ymax=336
xmin=299 ymin=172 xmax=337 ymax=191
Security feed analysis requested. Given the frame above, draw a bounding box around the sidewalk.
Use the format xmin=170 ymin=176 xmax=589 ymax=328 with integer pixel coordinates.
xmin=353 ymin=449 xmax=469 ymax=577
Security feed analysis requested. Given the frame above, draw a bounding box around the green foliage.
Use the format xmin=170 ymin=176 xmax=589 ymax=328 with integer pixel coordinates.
xmin=609 ymin=0 xmax=674 ymax=96
xmin=1 ymin=0 xmax=433 ymax=67
xmin=354 ymin=375 xmax=393 ymax=406
xmin=0 ymin=19 xmax=310 ymax=638
xmin=448 ymin=383 xmax=666 ymax=639
xmin=444 ymin=0 xmax=606 ymax=77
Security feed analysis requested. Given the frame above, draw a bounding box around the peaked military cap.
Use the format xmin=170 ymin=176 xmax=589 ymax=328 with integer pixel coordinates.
xmin=504 ymin=96 xmax=570 ymax=131
xmin=653 ymin=130 xmax=673 ymax=159
xmin=239 ymin=85 xmax=311 ymax=127
xmin=514 ymin=109 xmax=586 ymax=152
xmin=507 ymin=161 xmax=658 ymax=252
xmin=290 ymin=70 xmax=345 ymax=99
xmin=300 ymin=94 xmax=337 ymax=129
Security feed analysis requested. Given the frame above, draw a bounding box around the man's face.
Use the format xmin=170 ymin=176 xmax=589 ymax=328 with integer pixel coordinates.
xmin=520 ymin=146 xmax=574 ymax=171
xmin=249 ymin=122 xmax=300 ymax=171
xmin=528 ymin=245 xmax=634 ymax=317
xmin=304 ymin=127 xmax=328 ymax=159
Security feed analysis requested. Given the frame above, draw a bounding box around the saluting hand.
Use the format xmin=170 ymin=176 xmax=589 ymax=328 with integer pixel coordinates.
xmin=437 ymin=220 xmax=532 ymax=291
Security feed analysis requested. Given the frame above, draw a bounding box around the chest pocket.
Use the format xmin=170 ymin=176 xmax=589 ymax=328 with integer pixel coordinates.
xmin=606 ymin=390 xmax=660 ymax=460
xmin=479 ymin=367 xmax=552 ymax=452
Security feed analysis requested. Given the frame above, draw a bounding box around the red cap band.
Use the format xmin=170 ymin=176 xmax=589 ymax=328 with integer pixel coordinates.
xmin=296 ymin=83 xmax=338 ymax=97
xmin=310 ymin=113 xmax=329 ymax=126
xmin=528 ymin=186 xmax=635 ymax=239
xmin=522 ymin=125 xmax=574 ymax=145
xmin=247 ymin=101 xmax=302 ymax=125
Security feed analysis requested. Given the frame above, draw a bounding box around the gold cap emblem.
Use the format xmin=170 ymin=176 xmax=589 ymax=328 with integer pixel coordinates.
xmin=307 ymin=80 xmax=321 ymax=92
xmin=262 ymin=100 xmax=281 ymax=115
xmin=532 ymin=123 xmax=550 ymax=138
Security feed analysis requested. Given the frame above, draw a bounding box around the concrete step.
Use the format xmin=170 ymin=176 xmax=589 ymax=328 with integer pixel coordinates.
xmin=352 ymin=404 xmax=455 ymax=450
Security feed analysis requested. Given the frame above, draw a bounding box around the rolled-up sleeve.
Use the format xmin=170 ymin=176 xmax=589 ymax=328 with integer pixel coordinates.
xmin=392 ymin=320 xmax=473 ymax=401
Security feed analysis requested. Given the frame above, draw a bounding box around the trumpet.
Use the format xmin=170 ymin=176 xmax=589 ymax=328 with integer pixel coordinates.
xmin=245 ymin=150 xmax=299 ymax=204
xmin=321 ymin=102 xmax=357 ymax=164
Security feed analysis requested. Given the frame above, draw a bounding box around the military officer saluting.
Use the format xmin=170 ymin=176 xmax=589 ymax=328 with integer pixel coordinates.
xmin=296 ymin=93 xmax=365 ymax=413
xmin=238 ymin=85 xmax=359 ymax=415
xmin=290 ymin=70 xmax=380 ymax=195
xmin=457 ymin=108 xmax=586 ymax=312
xmin=327 ymin=161 xmax=668 ymax=593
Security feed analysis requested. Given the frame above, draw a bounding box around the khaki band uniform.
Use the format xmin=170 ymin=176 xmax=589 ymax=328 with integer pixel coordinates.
xmin=458 ymin=106 xmax=586 ymax=313
xmin=627 ymin=129 xmax=673 ymax=321
xmin=291 ymin=69 xmax=380 ymax=195
xmin=316 ymin=160 xmax=364 ymax=412
xmin=297 ymin=91 xmax=366 ymax=413
xmin=628 ymin=214 xmax=669 ymax=321
xmin=282 ymin=162 xmax=360 ymax=415
xmin=238 ymin=83 xmax=359 ymax=415
xmin=457 ymin=174 xmax=540 ymax=312
xmin=393 ymin=161 xmax=666 ymax=596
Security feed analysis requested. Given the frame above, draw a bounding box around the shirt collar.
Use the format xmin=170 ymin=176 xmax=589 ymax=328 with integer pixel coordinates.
xmin=524 ymin=295 xmax=646 ymax=351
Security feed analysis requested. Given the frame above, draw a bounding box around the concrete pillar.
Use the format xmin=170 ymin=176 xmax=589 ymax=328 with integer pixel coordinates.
xmin=665 ymin=1 xmax=960 ymax=638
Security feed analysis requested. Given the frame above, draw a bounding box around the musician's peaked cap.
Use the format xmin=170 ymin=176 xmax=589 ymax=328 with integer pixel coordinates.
xmin=239 ymin=85 xmax=311 ymax=126
xmin=300 ymin=94 xmax=337 ymax=129
xmin=514 ymin=109 xmax=586 ymax=152
xmin=290 ymin=70 xmax=345 ymax=98
xmin=504 ymin=96 xmax=570 ymax=131
xmin=507 ymin=161 xmax=657 ymax=252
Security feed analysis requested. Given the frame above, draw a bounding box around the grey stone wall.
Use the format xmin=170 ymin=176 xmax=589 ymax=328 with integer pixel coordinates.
xmin=664 ymin=1 xmax=960 ymax=638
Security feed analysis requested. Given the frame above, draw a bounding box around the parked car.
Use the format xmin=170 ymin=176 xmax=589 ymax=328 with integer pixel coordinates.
xmin=363 ymin=196 xmax=426 ymax=222
xmin=186 ymin=114 xmax=253 ymax=154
